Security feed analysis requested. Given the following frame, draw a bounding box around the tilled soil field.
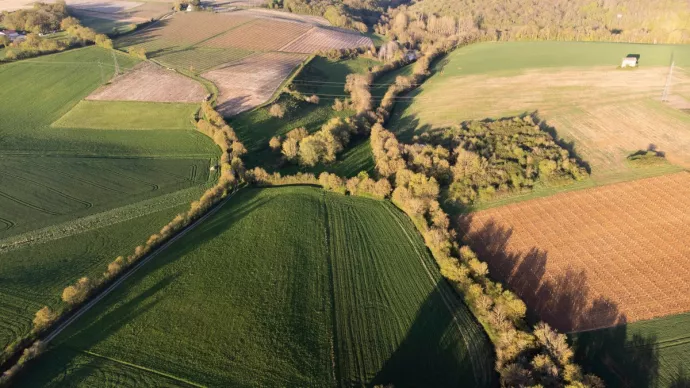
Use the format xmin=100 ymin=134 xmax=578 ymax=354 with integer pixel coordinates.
xmin=460 ymin=172 xmax=690 ymax=332
xmin=87 ymin=62 xmax=206 ymax=103
xmin=201 ymin=19 xmax=311 ymax=51
xmin=202 ymin=52 xmax=307 ymax=116
xmin=280 ymin=26 xmax=373 ymax=53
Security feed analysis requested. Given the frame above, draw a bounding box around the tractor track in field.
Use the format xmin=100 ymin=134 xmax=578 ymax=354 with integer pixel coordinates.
xmin=40 ymin=189 xmax=239 ymax=345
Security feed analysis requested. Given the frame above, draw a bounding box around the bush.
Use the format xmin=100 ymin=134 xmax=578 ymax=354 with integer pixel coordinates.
xmin=269 ymin=103 xmax=286 ymax=118
xmin=32 ymin=306 xmax=57 ymax=330
xmin=61 ymin=277 xmax=93 ymax=305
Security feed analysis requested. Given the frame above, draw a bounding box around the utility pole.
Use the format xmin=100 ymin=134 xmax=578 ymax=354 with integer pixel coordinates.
xmin=112 ymin=51 xmax=121 ymax=76
xmin=661 ymin=54 xmax=675 ymax=102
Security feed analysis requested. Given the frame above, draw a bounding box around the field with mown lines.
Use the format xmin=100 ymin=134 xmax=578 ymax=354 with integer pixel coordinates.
xmin=0 ymin=202 xmax=191 ymax=353
xmin=325 ymin=194 xmax=493 ymax=387
xmin=15 ymin=187 xmax=494 ymax=387
xmin=154 ymin=46 xmax=253 ymax=73
xmin=15 ymin=187 xmax=335 ymax=387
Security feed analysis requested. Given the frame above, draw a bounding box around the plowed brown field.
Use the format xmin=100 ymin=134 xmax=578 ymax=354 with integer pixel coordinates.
xmin=280 ymin=26 xmax=373 ymax=53
xmin=87 ymin=62 xmax=206 ymax=102
xmin=460 ymin=172 xmax=690 ymax=332
xmin=202 ymin=52 xmax=307 ymax=116
xmin=201 ymin=19 xmax=311 ymax=51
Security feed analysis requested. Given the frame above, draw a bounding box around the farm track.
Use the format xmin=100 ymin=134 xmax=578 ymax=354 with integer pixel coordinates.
xmin=41 ymin=189 xmax=239 ymax=345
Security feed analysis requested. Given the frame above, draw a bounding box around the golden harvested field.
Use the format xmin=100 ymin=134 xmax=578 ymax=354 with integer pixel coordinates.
xmin=87 ymin=62 xmax=206 ymax=102
xmin=203 ymin=52 xmax=307 ymax=115
xmin=201 ymin=19 xmax=312 ymax=51
xmin=280 ymin=26 xmax=374 ymax=53
xmin=460 ymin=172 xmax=690 ymax=332
xmin=0 ymin=0 xmax=141 ymax=12
xmin=402 ymin=67 xmax=690 ymax=174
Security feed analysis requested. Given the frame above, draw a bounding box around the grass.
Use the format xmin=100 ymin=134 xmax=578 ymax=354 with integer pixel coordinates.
xmin=230 ymin=56 xmax=380 ymax=177
xmin=0 ymin=201 xmax=193 ymax=354
xmin=0 ymin=47 xmax=217 ymax=156
xmin=387 ymin=41 xmax=690 ymax=209
xmin=572 ymin=312 xmax=690 ymax=387
xmin=154 ymin=46 xmax=254 ymax=73
xmin=0 ymin=46 xmax=219 ymax=355
xmin=52 ymin=100 xmax=199 ymax=130
xmin=14 ymin=186 xmax=494 ymax=387
xmin=75 ymin=15 xmax=136 ymax=35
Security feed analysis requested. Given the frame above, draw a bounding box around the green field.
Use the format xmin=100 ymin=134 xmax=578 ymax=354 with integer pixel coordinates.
xmin=0 ymin=47 xmax=218 ymax=355
xmin=75 ymin=15 xmax=136 ymax=35
xmin=53 ymin=100 xmax=199 ymax=130
xmin=0 ymin=201 xmax=194 ymax=355
xmin=230 ymin=56 xmax=379 ymax=177
xmin=155 ymin=46 xmax=254 ymax=73
xmin=572 ymin=312 xmax=690 ymax=387
xmin=14 ymin=186 xmax=494 ymax=387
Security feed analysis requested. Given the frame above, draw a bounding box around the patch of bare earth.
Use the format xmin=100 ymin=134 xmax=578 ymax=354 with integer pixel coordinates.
xmin=87 ymin=62 xmax=206 ymax=103
xmin=459 ymin=172 xmax=690 ymax=332
xmin=202 ymin=52 xmax=306 ymax=116
xmin=280 ymin=26 xmax=373 ymax=53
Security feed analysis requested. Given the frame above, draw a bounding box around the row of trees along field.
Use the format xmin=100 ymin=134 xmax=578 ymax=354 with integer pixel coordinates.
xmin=0 ymin=103 xmax=246 ymax=385
xmin=370 ymin=122 xmax=601 ymax=387
xmin=0 ymin=3 xmax=113 ymax=60
xmin=377 ymin=0 xmax=690 ymax=45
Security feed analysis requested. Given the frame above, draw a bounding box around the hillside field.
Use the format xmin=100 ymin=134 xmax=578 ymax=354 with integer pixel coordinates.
xmin=13 ymin=186 xmax=494 ymax=387
xmin=572 ymin=312 xmax=690 ymax=387
xmin=389 ymin=41 xmax=690 ymax=183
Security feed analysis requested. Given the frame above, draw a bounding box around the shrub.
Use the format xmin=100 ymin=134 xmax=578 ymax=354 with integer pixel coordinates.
xmin=269 ymin=136 xmax=282 ymax=151
xmin=61 ymin=277 xmax=93 ymax=305
xmin=269 ymin=103 xmax=286 ymax=118
xmin=32 ymin=306 xmax=57 ymax=330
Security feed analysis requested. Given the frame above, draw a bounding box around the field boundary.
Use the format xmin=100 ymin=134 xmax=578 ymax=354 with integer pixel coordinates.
xmin=382 ymin=202 xmax=492 ymax=387
xmin=40 ymin=189 xmax=240 ymax=346
xmin=78 ymin=349 xmax=204 ymax=387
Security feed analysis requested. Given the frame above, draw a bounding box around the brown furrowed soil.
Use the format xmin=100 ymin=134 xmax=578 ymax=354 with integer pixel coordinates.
xmin=201 ymin=18 xmax=312 ymax=51
xmin=460 ymin=172 xmax=690 ymax=332
xmin=280 ymin=26 xmax=373 ymax=53
xmin=87 ymin=62 xmax=206 ymax=103
xmin=202 ymin=52 xmax=307 ymax=116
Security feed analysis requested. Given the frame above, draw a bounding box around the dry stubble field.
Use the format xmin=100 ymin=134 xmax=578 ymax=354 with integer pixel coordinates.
xmin=460 ymin=172 xmax=690 ymax=332
xmin=87 ymin=62 xmax=206 ymax=102
xmin=406 ymin=67 xmax=690 ymax=173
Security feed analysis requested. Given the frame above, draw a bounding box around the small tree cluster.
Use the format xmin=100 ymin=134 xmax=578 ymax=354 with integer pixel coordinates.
xmin=61 ymin=277 xmax=93 ymax=305
xmin=32 ymin=307 xmax=57 ymax=331
xmin=127 ymin=46 xmax=147 ymax=60
xmin=269 ymin=103 xmax=286 ymax=118
xmin=275 ymin=117 xmax=364 ymax=167
xmin=345 ymin=73 xmax=373 ymax=114
xmin=1 ymin=2 xmax=67 ymax=34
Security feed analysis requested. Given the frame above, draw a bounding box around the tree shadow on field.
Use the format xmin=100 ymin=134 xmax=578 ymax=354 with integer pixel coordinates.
xmin=369 ymin=282 xmax=495 ymax=388
xmin=530 ymin=111 xmax=591 ymax=174
xmin=456 ymin=214 xmax=661 ymax=387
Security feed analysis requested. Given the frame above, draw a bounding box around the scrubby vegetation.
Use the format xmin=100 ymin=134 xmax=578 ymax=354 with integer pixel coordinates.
xmin=273 ymin=0 xmax=390 ymax=31
xmin=0 ymin=2 xmax=67 ymax=34
xmin=411 ymin=116 xmax=588 ymax=205
xmin=627 ymin=148 xmax=667 ymax=167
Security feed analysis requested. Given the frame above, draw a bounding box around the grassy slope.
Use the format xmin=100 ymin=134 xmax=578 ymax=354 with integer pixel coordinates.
xmin=15 ymin=187 xmax=493 ymax=387
xmin=0 ymin=202 xmax=192 ymax=354
xmin=572 ymin=312 xmax=690 ymax=387
xmin=230 ymin=56 xmax=380 ymax=177
xmin=52 ymin=100 xmax=199 ymax=130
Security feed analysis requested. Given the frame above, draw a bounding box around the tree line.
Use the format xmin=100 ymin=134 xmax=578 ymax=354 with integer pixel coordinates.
xmin=370 ymin=123 xmax=602 ymax=387
xmin=1 ymin=4 xmax=113 ymax=61
xmin=377 ymin=0 xmax=690 ymax=46
xmin=0 ymin=102 xmax=246 ymax=385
